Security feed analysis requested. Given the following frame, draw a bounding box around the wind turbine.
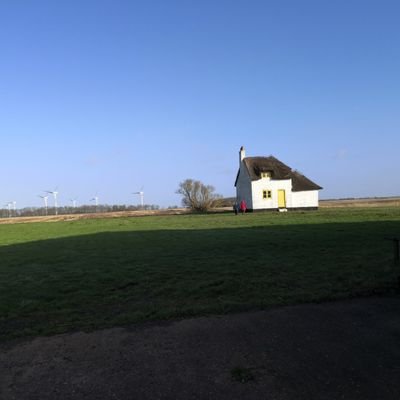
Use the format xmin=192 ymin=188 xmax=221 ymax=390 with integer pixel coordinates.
xmin=4 ymin=202 xmax=12 ymax=218
xmin=12 ymin=201 xmax=17 ymax=217
xmin=132 ymin=187 xmax=144 ymax=209
xmin=90 ymin=195 xmax=99 ymax=212
xmin=45 ymin=188 xmax=59 ymax=215
xmin=38 ymin=195 xmax=49 ymax=216
xmin=70 ymin=198 xmax=77 ymax=208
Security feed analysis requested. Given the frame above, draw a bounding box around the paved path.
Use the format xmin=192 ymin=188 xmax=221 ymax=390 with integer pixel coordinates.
xmin=1 ymin=296 xmax=400 ymax=400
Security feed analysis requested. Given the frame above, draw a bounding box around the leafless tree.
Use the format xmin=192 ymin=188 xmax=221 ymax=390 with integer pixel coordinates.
xmin=176 ymin=179 xmax=222 ymax=212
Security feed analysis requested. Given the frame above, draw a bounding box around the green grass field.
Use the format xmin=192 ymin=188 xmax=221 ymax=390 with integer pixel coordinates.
xmin=1 ymin=207 xmax=399 ymax=341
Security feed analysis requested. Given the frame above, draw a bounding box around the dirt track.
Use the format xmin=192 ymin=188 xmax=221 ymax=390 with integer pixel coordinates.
xmin=0 ymin=209 xmax=191 ymax=225
xmin=1 ymin=296 xmax=399 ymax=400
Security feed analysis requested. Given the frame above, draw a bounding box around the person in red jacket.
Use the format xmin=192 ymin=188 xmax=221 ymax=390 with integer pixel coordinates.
xmin=240 ymin=199 xmax=247 ymax=214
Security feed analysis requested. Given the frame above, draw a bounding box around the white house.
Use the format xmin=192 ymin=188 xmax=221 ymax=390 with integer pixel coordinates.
xmin=235 ymin=147 xmax=322 ymax=211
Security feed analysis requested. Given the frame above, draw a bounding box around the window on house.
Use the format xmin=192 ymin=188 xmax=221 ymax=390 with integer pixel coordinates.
xmin=262 ymin=190 xmax=272 ymax=199
xmin=261 ymin=172 xmax=271 ymax=178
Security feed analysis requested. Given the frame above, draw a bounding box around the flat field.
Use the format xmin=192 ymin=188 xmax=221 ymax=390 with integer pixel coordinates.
xmin=1 ymin=207 xmax=399 ymax=341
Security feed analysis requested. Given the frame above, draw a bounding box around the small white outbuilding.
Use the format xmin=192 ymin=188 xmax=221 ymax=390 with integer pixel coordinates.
xmin=235 ymin=147 xmax=322 ymax=211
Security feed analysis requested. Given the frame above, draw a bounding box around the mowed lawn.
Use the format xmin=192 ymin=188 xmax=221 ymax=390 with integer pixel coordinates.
xmin=1 ymin=207 xmax=399 ymax=341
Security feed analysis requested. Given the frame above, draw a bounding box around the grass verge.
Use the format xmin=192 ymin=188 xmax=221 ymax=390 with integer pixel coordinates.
xmin=1 ymin=207 xmax=399 ymax=341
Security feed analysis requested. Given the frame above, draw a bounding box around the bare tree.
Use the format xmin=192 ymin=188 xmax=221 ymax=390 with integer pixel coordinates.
xmin=176 ymin=179 xmax=222 ymax=212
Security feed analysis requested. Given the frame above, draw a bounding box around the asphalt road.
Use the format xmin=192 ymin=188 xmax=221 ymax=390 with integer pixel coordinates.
xmin=1 ymin=296 xmax=400 ymax=400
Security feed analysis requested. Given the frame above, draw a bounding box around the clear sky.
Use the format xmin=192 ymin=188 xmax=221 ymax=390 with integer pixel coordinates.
xmin=1 ymin=0 xmax=399 ymax=208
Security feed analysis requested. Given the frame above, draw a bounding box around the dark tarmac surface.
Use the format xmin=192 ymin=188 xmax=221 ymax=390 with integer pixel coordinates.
xmin=1 ymin=296 xmax=400 ymax=400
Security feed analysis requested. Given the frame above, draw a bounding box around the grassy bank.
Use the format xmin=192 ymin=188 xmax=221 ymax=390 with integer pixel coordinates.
xmin=1 ymin=207 xmax=399 ymax=341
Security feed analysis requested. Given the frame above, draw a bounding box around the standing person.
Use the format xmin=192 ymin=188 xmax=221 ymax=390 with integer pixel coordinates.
xmin=240 ymin=199 xmax=247 ymax=214
xmin=233 ymin=201 xmax=239 ymax=215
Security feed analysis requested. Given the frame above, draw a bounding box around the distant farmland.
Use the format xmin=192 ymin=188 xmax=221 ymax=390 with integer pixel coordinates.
xmin=1 ymin=197 xmax=399 ymax=226
xmin=320 ymin=197 xmax=400 ymax=208
xmin=1 ymin=207 xmax=399 ymax=341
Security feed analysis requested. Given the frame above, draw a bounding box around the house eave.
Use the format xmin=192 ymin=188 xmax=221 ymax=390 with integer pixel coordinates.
xmin=292 ymin=186 xmax=323 ymax=192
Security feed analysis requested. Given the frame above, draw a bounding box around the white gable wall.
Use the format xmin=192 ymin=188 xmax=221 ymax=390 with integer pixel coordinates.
xmin=236 ymin=165 xmax=253 ymax=209
xmin=251 ymin=177 xmax=292 ymax=210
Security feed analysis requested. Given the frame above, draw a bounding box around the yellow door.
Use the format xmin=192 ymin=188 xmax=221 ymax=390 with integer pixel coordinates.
xmin=278 ymin=189 xmax=286 ymax=208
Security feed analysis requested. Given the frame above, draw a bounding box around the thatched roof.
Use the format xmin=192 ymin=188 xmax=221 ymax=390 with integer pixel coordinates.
xmin=235 ymin=156 xmax=322 ymax=192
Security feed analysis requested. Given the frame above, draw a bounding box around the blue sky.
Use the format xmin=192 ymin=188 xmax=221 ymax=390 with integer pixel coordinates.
xmin=1 ymin=0 xmax=399 ymax=208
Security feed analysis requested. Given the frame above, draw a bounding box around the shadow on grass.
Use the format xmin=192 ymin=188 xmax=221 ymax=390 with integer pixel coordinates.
xmin=1 ymin=219 xmax=399 ymax=341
